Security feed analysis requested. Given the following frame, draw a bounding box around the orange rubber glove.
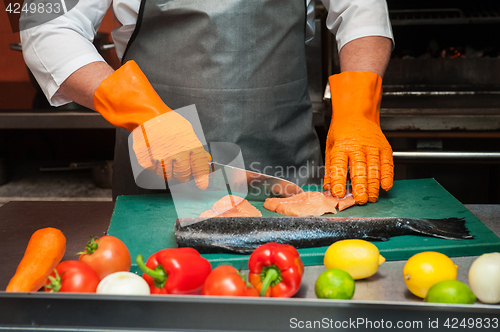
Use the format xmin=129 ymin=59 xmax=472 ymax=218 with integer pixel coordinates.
xmin=324 ymin=71 xmax=394 ymax=204
xmin=93 ymin=60 xmax=210 ymax=189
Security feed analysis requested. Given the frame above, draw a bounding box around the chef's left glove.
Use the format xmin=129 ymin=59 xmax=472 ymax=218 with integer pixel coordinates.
xmin=323 ymin=71 xmax=394 ymax=204
xmin=93 ymin=60 xmax=210 ymax=189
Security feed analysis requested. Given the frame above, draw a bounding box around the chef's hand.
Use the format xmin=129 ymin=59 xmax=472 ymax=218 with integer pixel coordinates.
xmin=92 ymin=60 xmax=210 ymax=189
xmin=323 ymin=71 xmax=393 ymax=204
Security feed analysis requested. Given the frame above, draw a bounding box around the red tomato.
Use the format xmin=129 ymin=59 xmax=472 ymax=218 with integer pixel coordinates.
xmin=45 ymin=260 xmax=100 ymax=293
xmin=245 ymin=284 xmax=260 ymax=297
xmin=78 ymin=236 xmax=131 ymax=279
xmin=202 ymin=265 xmax=258 ymax=296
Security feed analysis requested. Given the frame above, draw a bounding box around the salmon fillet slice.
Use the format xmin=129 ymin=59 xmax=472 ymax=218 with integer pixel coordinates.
xmin=338 ymin=194 xmax=356 ymax=211
xmin=264 ymin=191 xmax=338 ymax=217
xmin=322 ymin=191 xmax=356 ymax=211
xmin=264 ymin=191 xmax=357 ymax=217
xmin=263 ymin=193 xmax=311 ymax=212
xmin=199 ymin=195 xmax=262 ymax=218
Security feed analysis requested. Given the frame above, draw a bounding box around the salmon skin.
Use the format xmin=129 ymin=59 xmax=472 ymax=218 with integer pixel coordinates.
xmin=175 ymin=216 xmax=474 ymax=254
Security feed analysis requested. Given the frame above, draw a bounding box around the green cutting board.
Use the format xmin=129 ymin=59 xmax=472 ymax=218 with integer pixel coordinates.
xmin=108 ymin=178 xmax=500 ymax=272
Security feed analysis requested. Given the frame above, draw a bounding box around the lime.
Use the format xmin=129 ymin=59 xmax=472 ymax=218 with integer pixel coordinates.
xmin=425 ymin=280 xmax=476 ymax=304
xmin=324 ymin=239 xmax=385 ymax=280
xmin=315 ymin=268 xmax=355 ymax=300
xmin=403 ymin=251 xmax=457 ymax=298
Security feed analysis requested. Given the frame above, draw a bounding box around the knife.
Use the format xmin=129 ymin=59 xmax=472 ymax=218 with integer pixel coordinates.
xmin=209 ymin=161 xmax=304 ymax=200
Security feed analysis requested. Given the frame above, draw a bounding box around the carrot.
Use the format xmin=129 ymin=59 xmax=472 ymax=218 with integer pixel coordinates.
xmin=6 ymin=227 xmax=66 ymax=292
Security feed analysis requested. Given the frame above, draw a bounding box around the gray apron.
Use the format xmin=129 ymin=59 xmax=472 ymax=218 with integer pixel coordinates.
xmin=112 ymin=0 xmax=322 ymax=199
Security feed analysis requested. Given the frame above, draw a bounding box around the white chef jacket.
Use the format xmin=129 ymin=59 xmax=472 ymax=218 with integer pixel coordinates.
xmin=20 ymin=0 xmax=394 ymax=107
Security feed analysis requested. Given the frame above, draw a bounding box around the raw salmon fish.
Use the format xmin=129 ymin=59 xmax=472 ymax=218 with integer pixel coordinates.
xmin=264 ymin=191 xmax=356 ymax=217
xmin=199 ymin=195 xmax=262 ymax=218
xmin=175 ymin=216 xmax=474 ymax=254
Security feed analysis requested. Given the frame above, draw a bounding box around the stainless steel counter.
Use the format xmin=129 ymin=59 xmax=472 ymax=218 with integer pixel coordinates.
xmin=0 ymin=110 xmax=114 ymax=129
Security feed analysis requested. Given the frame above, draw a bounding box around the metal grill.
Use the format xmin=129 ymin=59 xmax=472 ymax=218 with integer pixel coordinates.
xmin=389 ymin=4 xmax=500 ymax=25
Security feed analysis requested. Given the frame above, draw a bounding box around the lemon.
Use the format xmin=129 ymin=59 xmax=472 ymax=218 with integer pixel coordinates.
xmin=425 ymin=280 xmax=476 ymax=304
xmin=468 ymin=252 xmax=500 ymax=304
xmin=403 ymin=251 xmax=458 ymax=298
xmin=324 ymin=239 xmax=385 ymax=280
xmin=315 ymin=268 xmax=355 ymax=300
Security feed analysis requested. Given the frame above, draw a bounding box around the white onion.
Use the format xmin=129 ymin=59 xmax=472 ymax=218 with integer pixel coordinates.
xmin=468 ymin=252 xmax=500 ymax=304
xmin=97 ymin=272 xmax=150 ymax=295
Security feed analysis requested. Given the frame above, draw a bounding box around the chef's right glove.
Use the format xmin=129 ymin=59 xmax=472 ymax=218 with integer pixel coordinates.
xmin=323 ymin=71 xmax=394 ymax=204
xmin=92 ymin=60 xmax=210 ymax=190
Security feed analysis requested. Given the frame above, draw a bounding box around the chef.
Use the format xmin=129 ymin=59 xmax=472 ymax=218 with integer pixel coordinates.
xmin=20 ymin=0 xmax=394 ymax=204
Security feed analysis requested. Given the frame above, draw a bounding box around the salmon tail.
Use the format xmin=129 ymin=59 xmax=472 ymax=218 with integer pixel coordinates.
xmin=406 ymin=217 xmax=474 ymax=240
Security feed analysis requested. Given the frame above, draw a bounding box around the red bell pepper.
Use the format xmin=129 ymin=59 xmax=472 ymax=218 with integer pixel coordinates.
xmin=248 ymin=242 xmax=304 ymax=297
xmin=136 ymin=248 xmax=211 ymax=295
xmin=202 ymin=265 xmax=259 ymax=297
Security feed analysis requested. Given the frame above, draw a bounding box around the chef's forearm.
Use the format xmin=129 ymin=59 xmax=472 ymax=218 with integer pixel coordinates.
xmin=58 ymin=61 xmax=115 ymax=110
xmin=338 ymin=36 xmax=392 ymax=78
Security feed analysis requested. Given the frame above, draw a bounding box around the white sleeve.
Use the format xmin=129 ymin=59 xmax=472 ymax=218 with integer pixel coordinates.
xmin=320 ymin=0 xmax=394 ymax=52
xmin=20 ymin=0 xmax=112 ymax=107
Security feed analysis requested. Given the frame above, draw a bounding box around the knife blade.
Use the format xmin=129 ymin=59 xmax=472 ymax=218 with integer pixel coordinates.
xmin=209 ymin=161 xmax=304 ymax=200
